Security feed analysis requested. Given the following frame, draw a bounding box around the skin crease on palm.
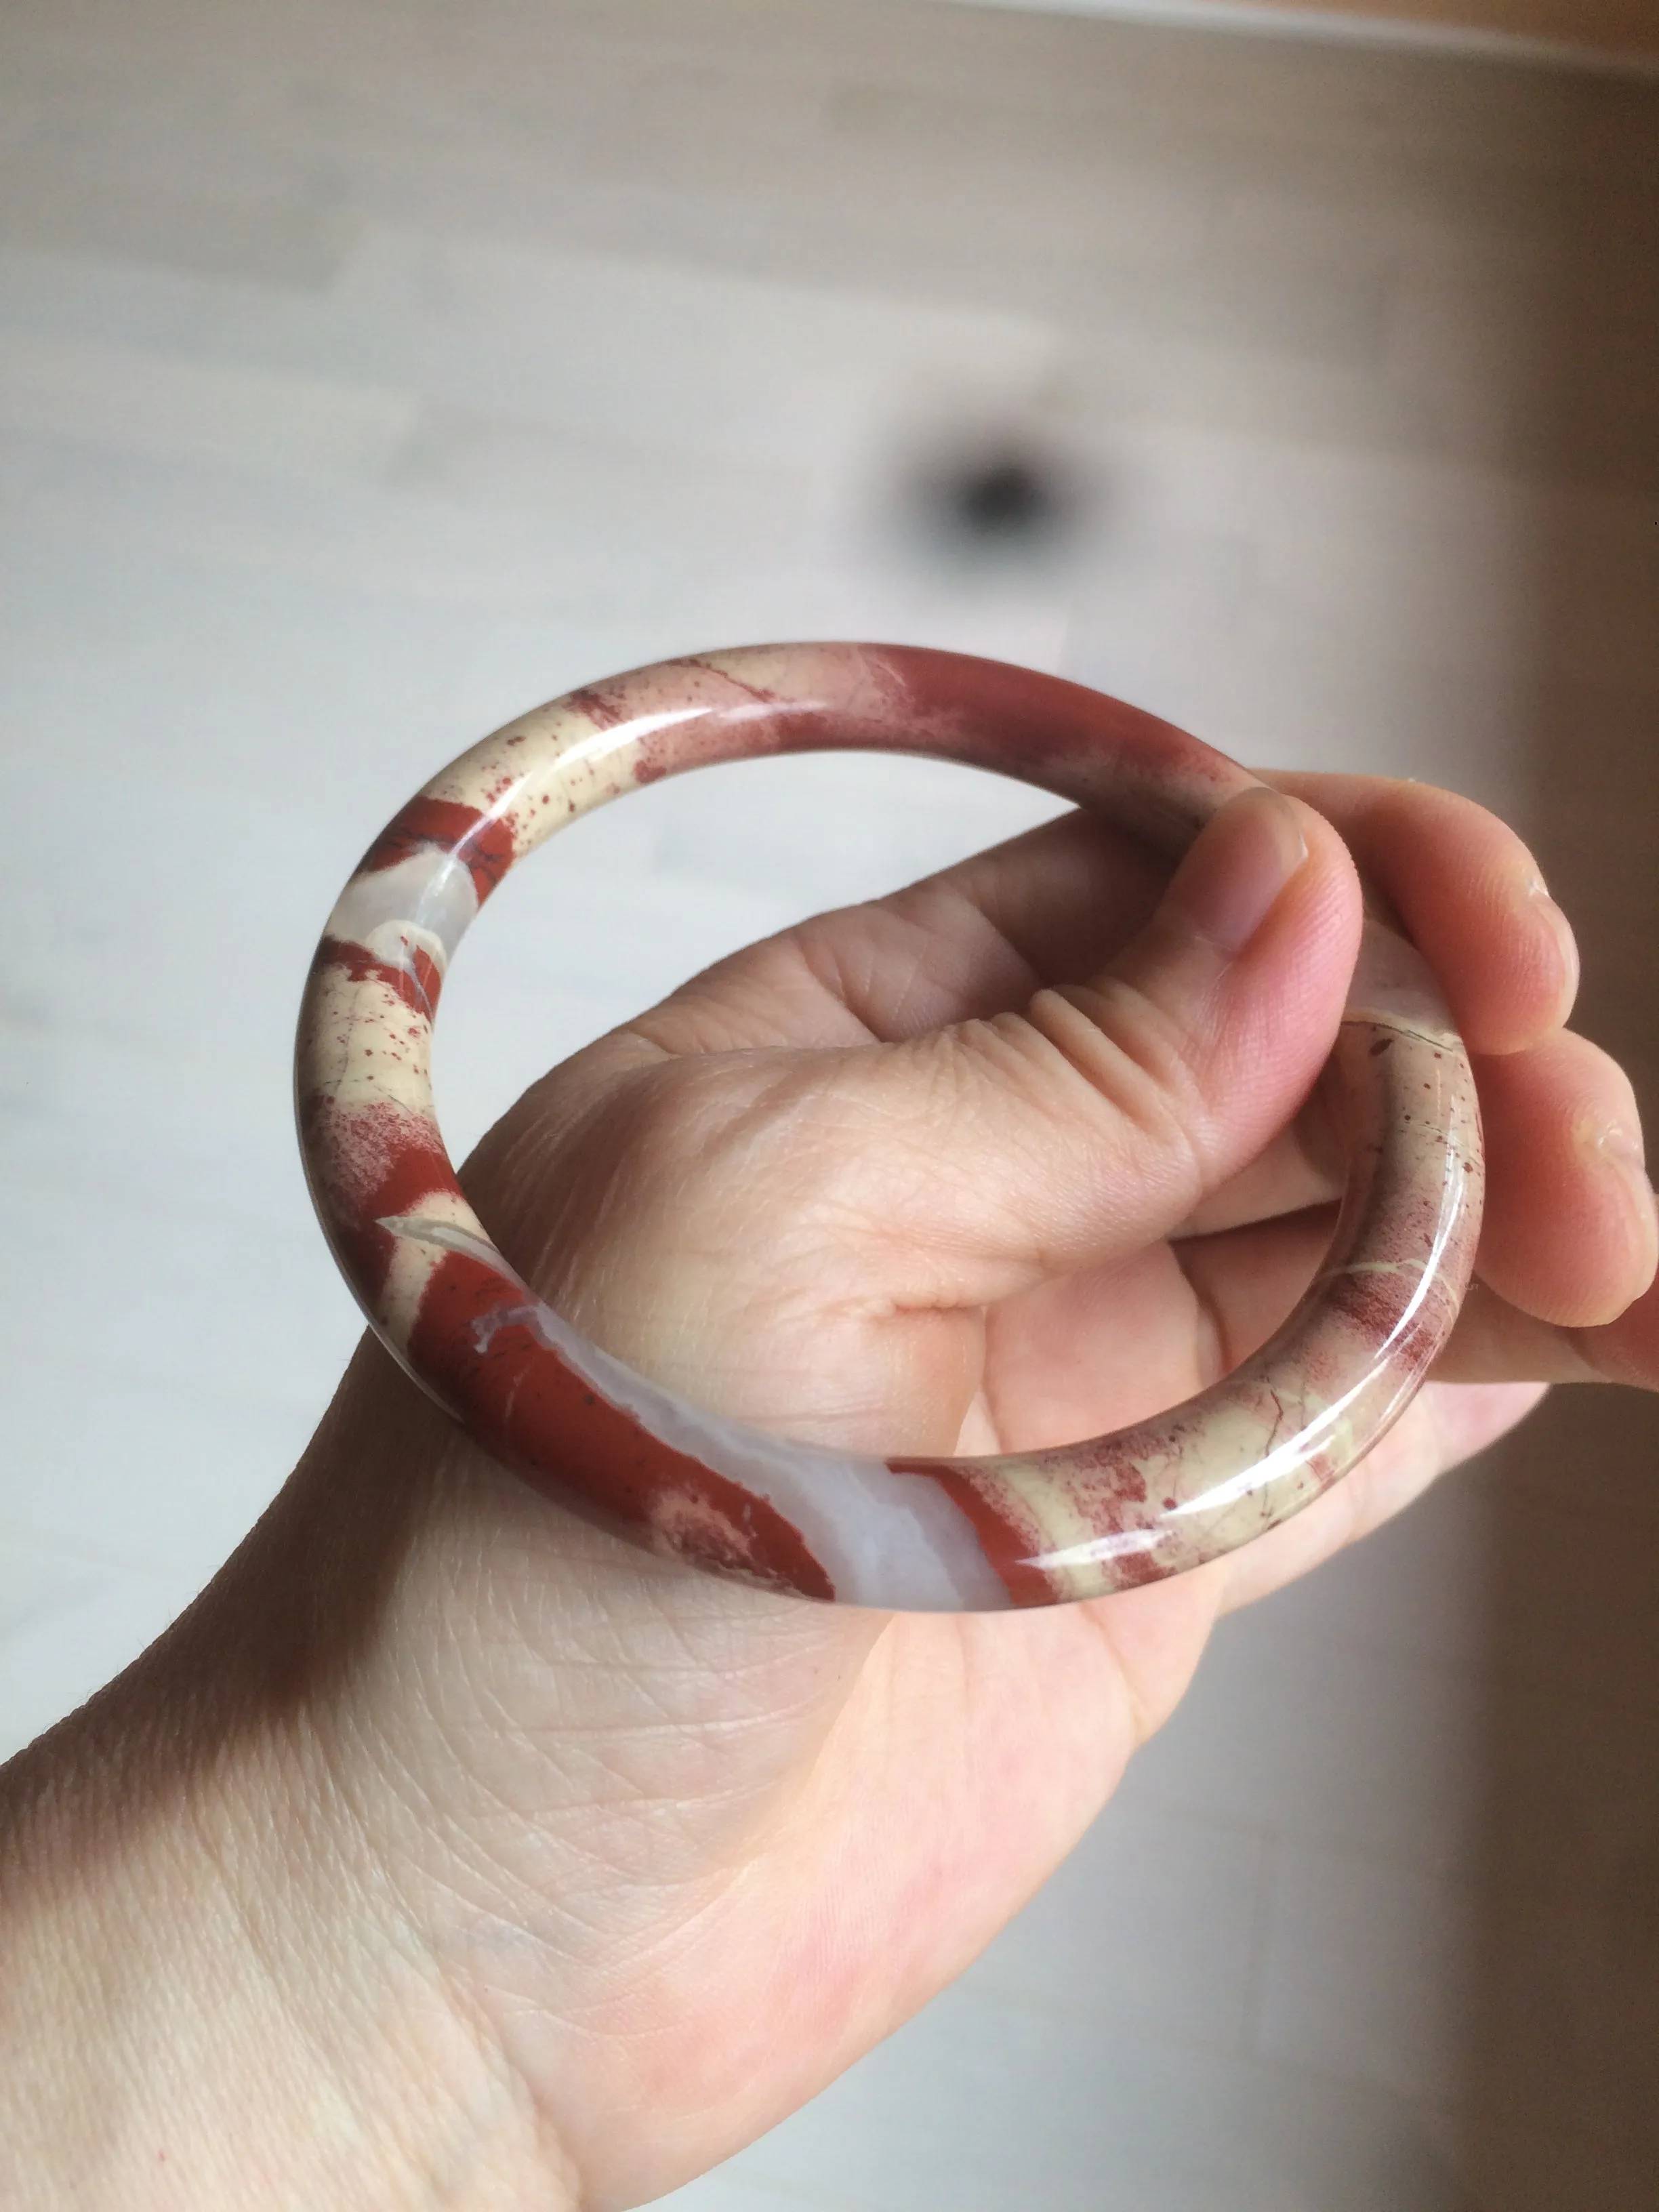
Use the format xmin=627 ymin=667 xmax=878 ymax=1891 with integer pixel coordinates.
xmin=2 ymin=773 xmax=1658 ymax=2211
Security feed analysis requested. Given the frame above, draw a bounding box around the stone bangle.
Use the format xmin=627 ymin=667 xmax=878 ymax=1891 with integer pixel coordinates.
xmin=296 ymin=644 xmax=1483 ymax=1611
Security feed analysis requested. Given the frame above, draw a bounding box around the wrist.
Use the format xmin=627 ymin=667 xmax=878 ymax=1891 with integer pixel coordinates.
xmin=0 ymin=1374 xmax=578 ymax=2211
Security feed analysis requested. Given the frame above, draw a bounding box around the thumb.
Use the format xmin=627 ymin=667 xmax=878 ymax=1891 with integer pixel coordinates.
xmin=840 ymin=785 xmax=1362 ymax=1301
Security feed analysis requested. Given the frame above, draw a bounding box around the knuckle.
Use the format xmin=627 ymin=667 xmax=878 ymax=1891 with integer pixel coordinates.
xmin=971 ymin=983 xmax=1214 ymax=1191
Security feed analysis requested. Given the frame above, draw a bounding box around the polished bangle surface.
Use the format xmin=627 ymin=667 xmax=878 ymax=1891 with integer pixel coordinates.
xmin=296 ymin=643 xmax=1483 ymax=1611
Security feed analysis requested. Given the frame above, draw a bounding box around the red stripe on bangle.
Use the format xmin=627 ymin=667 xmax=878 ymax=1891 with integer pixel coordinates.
xmin=411 ymin=1252 xmax=838 ymax=1602
xmin=359 ymin=796 xmax=518 ymax=905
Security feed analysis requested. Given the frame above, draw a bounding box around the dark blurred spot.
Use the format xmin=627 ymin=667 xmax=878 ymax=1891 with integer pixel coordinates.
xmin=908 ymin=436 xmax=1087 ymax=563
xmin=951 ymin=454 xmax=1063 ymax=538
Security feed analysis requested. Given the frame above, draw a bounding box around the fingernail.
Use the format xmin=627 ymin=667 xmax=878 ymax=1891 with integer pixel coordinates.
xmin=1164 ymin=788 xmax=1308 ymax=957
xmin=1586 ymin=1119 xmax=1659 ymax=1234
xmin=1526 ymin=876 xmax=1580 ymax=1017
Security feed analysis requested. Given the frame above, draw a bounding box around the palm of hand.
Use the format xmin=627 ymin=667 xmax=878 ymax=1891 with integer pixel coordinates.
xmin=315 ymin=777 xmax=1646 ymax=2207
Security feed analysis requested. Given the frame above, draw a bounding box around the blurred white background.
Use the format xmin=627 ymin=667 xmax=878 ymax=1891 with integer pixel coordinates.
xmin=2 ymin=3 xmax=1656 ymax=2206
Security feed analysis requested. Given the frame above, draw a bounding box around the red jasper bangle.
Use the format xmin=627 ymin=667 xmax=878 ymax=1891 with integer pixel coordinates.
xmin=296 ymin=644 xmax=1483 ymax=1610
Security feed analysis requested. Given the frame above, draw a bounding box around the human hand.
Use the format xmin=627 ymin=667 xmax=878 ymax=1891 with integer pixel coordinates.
xmin=4 ymin=773 xmax=1654 ymax=2210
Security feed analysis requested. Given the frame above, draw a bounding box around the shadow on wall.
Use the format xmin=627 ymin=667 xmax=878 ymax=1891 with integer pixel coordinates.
xmin=1464 ymin=66 xmax=1659 ymax=2212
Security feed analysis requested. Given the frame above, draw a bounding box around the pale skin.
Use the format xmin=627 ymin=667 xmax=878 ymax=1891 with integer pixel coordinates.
xmin=2 ymin=775 xmax=1656 ymax=2210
